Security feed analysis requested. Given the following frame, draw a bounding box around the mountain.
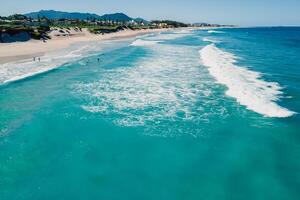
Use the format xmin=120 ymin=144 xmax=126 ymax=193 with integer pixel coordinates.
xmin=99 ymin=13 xmax=131 ymax=21
xmin=24 ymin=10 xmax=144 ymax=22
xmin=24 ymin=10 xmax=100 ymax=20
xmin=134 ymin=18 xmax=150 ymax=24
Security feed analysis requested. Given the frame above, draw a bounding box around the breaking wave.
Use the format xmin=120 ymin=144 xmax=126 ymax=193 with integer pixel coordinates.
xmin=130 ymin=39 xmax=161 ymax=46
xmin=203 ymin=37 xmax=220 ymax=43
xmin=73 ymin=43 xmax=228 ymax=137
xmin=199 ymin=44 xmax=295 ymax=118
xmin=147 ymin=31 xmax=192 ymax=41
xmin=208 ymin=30 xmax=224 ymax=34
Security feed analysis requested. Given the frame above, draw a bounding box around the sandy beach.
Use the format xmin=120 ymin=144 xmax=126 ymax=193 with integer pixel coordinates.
xmin=0 ymin=28 xmax=167 ymax=64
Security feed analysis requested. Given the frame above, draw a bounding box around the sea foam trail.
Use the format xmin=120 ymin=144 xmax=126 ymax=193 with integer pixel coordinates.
xmin=74 ymin=42 xmax=229 ymax=137
xmin=203 ymin=37 xmax=220 ymax=43
xmin=130 ymin=39 xmax=161 ymax=46
xmin=207 ymin=30 xmax=224 ymax=34
xmin=148 ymin=31 xmax=191 ymax=41
xmin=200 ymin=44 xmax=295 ymax=118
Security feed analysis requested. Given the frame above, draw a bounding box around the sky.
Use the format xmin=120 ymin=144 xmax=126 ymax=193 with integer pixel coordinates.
xmin=0 ymin=0 xmax=299 ymax=26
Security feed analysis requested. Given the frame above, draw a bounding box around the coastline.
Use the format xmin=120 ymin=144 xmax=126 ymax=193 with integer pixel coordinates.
xmin=0 ymin=27 xmax=214 ymax=84
xmin=0 ymin=28 xmax=168 ymax=64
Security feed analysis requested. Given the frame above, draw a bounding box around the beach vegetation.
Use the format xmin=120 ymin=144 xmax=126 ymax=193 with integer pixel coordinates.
xmin=0 ymin=11 xmax=221 ymax=43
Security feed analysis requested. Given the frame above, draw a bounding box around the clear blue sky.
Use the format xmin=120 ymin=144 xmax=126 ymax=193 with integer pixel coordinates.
xmin=1 ymin=0 xmax=299 ymax=26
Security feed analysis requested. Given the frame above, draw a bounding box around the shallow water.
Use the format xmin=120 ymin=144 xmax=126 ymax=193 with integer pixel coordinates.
xmin=0 ymin=28 xmax=299 ymax=199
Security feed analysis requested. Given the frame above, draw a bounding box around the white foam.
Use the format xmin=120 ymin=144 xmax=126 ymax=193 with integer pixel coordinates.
xmin=208 ymin=30 xmax=224 ymax=34
xmin=200 ymin=44 xmax=295 ymax=118
xmin=73 ymin=43 xmax=227 ymax=136
xmin=173 ymin=29 xmax=193 ymax=34
xmin=0 ymin=42 xmax=103 ymax=84
xmin=130 ymin=39 xmax=161 ymax=46
xmin=148 ymin=31 xmax=191 ymax=41
xmin=203 ymin=37 xmax=220 ymax=43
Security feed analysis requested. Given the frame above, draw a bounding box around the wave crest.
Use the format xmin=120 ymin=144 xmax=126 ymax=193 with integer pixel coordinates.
xmin=203 ymin=37 xmax=220 ymax=43
xmin=208 ymin=30 xmax=224 ymax=34
xmin=130 ymin=39 xmax=161 ymax=46
xmin=200 ymin=44 xmax=295 ymax=118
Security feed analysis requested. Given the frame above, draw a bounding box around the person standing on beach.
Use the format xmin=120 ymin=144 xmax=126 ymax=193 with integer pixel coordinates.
xmin=38 ymin=57 xmax=40 ymax=62
xmin=33 ymin=57 xmax=36 ymax=61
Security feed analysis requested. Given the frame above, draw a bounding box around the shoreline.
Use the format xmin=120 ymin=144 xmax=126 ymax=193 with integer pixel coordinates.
xmin=0 ymin=28 xmax=169 ymax=64
xmin=0 ymin=27 xmax=216 ymax=84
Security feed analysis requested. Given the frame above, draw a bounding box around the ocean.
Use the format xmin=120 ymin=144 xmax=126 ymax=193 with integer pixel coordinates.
xmin=0 ymin=27 xmax=299 ymax=199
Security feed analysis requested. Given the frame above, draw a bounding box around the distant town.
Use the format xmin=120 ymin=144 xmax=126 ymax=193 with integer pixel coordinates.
xmin=0 ymin=10 xmax=230 ymax=43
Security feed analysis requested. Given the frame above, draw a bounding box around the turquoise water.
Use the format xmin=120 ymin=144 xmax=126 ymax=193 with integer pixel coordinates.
xmin=0 ymin=28 xmax=299 ymax=199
